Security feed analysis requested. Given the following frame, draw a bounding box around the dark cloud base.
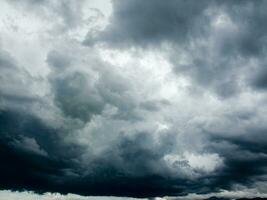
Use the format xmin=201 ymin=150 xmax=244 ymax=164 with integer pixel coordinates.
xmin=0 ymin=111 xmax=241 ymax=198
xmin=0 ymin=110 xmax=267 ymax=197
xmin=0 ymin=111 xmax=190 ymax=198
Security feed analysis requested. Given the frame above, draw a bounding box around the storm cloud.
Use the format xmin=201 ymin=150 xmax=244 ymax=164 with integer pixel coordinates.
xmin=1 ymin=0 xmax=267 ymax=199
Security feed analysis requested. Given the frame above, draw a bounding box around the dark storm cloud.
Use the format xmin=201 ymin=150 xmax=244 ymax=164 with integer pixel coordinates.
xmin=86 ymin=0 xmax=267 ymax=56
xmin=207 ymin=145 xmax=267 ymax=194
xmin=0 ymin=46 xmax=198 ymax=198
xmin=0 ymin=109 xmax=82 ymax=194
xmin=203 ymin=125 xmax=267 ymax=192
xmin=84 ymin=0 xmax=212 ymax=47
xmin=0 ymin=46 xmax=83 ymax=195
xmin=86 ymin=0 xmax=267 ymax=97
xmin=2 ymin=0 xmax=267 ymax=199
xmin=0 ymin=112 xmax=242 ymax=198
xmin=84 ymin=0 xmax=267 ymax=195
xmin=0 ymin=109 xmax=210 ymax=198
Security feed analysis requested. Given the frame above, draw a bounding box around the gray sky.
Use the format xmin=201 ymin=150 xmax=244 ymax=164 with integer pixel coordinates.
xmin=0 ymin=0 xmax=267 ymax=199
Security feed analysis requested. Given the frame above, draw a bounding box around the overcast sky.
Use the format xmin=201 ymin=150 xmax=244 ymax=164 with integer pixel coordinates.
xmin=0 ymin=0 xmax=267 ymax=199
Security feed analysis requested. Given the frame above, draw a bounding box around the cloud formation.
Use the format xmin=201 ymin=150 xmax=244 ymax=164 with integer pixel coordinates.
xmin=0 ymin=0 xmax=267 ymax=199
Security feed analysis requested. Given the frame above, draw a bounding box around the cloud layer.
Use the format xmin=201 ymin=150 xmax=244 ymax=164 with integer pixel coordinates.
xmin=1 ymin=0 xmax=267 ymax=199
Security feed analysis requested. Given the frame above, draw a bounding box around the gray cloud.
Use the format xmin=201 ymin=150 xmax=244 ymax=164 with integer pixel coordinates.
xmin=86 ymin=0 xmax=267 ymax=98
xmin=84 ymin=0 xmax=213 ymax=48
xmin=1 ymin=0 xmax=267 ymax=199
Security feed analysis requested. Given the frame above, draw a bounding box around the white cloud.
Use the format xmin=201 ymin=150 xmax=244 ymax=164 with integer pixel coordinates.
xmin=0 ymin=190 xmax=143 ymax=200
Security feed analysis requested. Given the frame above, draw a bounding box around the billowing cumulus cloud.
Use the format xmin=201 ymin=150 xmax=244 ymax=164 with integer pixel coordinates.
xmin=1 ymin=0 xmax=267 ymax=199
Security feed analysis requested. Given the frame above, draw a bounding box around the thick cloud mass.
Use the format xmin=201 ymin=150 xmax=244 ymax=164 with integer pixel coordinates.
xmin=1 ymin=0 xmax=267 ymax=199
xmin=87 ymin=0 xmax=267 ymax=98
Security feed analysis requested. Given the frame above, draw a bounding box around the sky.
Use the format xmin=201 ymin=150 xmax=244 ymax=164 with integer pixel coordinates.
xmin=0 ymin=0 xmax=267 ymax=199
